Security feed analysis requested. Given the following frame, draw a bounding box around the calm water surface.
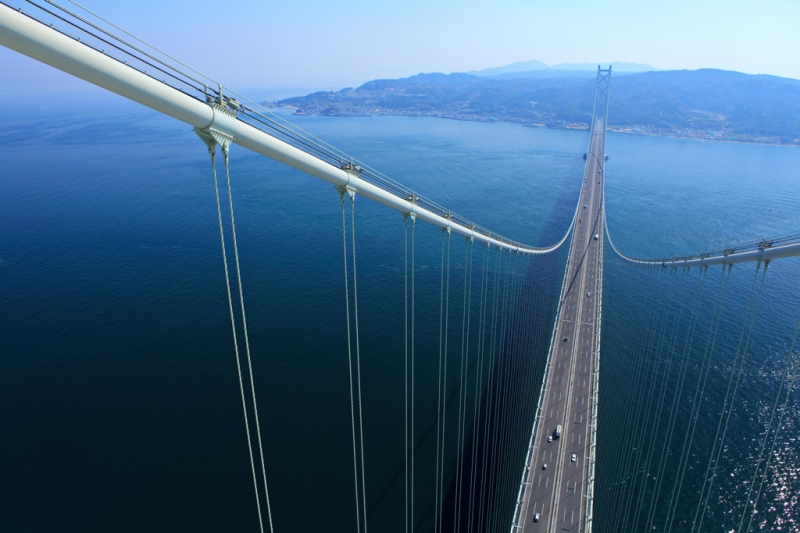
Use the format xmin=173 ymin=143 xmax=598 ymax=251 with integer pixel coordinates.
xmin=0 ymin=99 xmax=798 ymax=532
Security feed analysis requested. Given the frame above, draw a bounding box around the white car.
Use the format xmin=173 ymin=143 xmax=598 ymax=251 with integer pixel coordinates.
xmin=547 ymin=435 xmax=553 ymax=442
xmin=594 ymin=234 xmax=599 ymax=240
xmin=571 ymin=453 xmax=577 ymax=462
xmin=534 ymin=512 xmax=540 ymax=522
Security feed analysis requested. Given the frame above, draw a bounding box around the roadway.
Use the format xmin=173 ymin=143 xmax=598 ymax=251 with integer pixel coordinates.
xmin=517 ymin=117 xmax=606 ymax=532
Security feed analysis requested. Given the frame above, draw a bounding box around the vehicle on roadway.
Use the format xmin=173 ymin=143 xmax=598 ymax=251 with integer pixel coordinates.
xmin=594 ymin=234 xmax=599 ymax=240
xmin=584 ymin=204 xmax=587 ymax=209
xmin=587 ymin=292 xmax=591 ymax=298
xmin=555 ymin=424 xmax=562 ymax=438
xmin=534 ymin=512 xmax=540 ymax=522
xmin=548 ymin=435 xmax=553 ymax=442
xmin=563 ymin=336 xmax=568 ymax=342
xmin=542 ymin=463 xmax=547 ymax=470
xmin=571 ymin=453 xmax=577 ymax=462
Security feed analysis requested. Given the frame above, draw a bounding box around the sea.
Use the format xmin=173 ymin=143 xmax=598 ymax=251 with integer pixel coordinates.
xmin=1 ymin=96 xmax=798 ymax=532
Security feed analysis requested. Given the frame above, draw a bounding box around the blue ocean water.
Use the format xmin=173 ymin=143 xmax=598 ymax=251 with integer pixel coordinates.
xmin=0 ymin=99 xmax=798 ymax=532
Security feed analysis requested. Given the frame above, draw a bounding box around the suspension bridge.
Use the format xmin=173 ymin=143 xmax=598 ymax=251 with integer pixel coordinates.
xmin=2 ymin=2 xmax=800 ymax=532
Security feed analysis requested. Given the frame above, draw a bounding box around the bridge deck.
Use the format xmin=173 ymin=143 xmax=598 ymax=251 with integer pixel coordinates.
xmin=517 ymin=118 xmax=605 ymax=532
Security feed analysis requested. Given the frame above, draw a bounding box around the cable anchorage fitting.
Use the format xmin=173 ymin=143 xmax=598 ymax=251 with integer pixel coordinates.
xmin=340 ymin=157 xmax=362 ymax=175
xmin=195 ymin=85 xmax=237 ymax=152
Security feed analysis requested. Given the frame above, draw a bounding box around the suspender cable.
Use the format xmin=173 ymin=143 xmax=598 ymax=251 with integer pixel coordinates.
xmin=455 ymin=236 xmax=475 ymax=533
xmin=665 ymin=266 xmax=732 ymax=533
xmin=350 ymin=191 xmax=369 ymax=533
xmin=694 ymin=263 xmax=769 ymax=533
xmin=404 ymin=215 xmax=409 ymax=533
xmin=467 ymin=243 xmax=490 ymax=533
xmin=340 ymin=189 xmax=362 ymax=533
xmin=437 ymin=228 xmax=452 ymax=533
xmin=645 ymin=268 xmax=707 ymax=533
xmin=434 ymin=228 xmax=447 ymax=533
xmin=477 ymin=246 xmax=502 ymax=532
xmin=222 ymin=145 xmax=275 ymax=533
xmin=206 ymin=143 xmax=266 ymax=533
xmin=742 ymin=319 xmax=800 ymax=533
xmin=411 ymin=214 xmax=416 ymax=533
xmin=737 ymin=317 xmax=800 ymax=532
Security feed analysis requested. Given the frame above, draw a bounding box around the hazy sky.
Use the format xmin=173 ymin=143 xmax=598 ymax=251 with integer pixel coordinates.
xmin=2 ymin=0 xmax=799 ymax=99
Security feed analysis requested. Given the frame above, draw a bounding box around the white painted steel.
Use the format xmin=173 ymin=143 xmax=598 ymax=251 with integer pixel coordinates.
xmin=0 ymin=3 xmax=573 ymax=254
xmin=604 ymin=205 xmax=800 ymax=268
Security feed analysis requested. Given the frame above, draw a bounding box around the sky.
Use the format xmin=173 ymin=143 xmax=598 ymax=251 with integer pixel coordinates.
xmin=2 ymin=0 xmax=799 ymax=100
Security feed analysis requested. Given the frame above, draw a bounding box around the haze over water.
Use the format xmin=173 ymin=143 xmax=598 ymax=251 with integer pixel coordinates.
xmin=0 ymin=101 xmax=798 ymax=532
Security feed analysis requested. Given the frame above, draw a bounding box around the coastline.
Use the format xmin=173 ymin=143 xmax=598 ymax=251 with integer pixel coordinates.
xmin=269 ymin=104 xmax=799 ymax=147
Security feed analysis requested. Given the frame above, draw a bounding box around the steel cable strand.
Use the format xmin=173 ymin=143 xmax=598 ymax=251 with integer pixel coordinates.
xmin=604 ymin=273 xmax=660 ymax=531
xmin=664 ymin=266 xmax=732 ymax=533
xmin=437 ymin=230 xmax=452 ymax=533
xmin=494 ymin=253 xmax=523 ymax=532
xmin=692 ymin=263 xmax=768 ymax=531
xmin=597 ymin=275 xmax=633 ymax=531
xmin=514 ymin=256 xmax=541 ymax=532
xmin=497 ymin=254 xmax=529 ymax=531
xmin=507 ymin=256 xmax=534 ymax=531
xmin=601 ymin=270 xmax=652 ymax=518
xmin=497 ymin=253 xmax=526 ymax=533
xmin=434 ymin=229 xmax=446 ymax=533
xmin=691 ymin=264 xmax=766 ymax=533
xmin=518 ymin=255 xmax=554 ymax=529
xmin=491 ymin=252 xmax=513 ymax=531
xmin=207 ymin=146 xmax=266 ymax=533
xmin=627 ymin=269 xmax=680 ymax=532
xmin=506 ymin=256 xmax=537 ymax=531
xmin=615 ymin=276 xmax=665 ymax=525
xmin=454 ymin=237 xmax=475 ymax=532
xmin=29 ymin=0 xmax=587 ymax=255
xmin=630 ymin=268 xmax=684 ymax=532
xmin=411 ymin=216 xmax=416 ymax=533
xmin=467 ymin=244 xmax=491 ymax=533
xmin=453 ymin=239 xmax=470 ymax=532
xmin=349 ymin=193 xmax=370 ymax=533
xmin=736 ymin=317 xmax=800 ymax=532
xmin=486 ymin=251 xmax=515 ymax=531
xmin=645 ymin=268 xmax=708 ymax=531
xmin=340 ymin=191 xmax=363 ymax=533
xmin=488 ymin=253 xmax=516 ymax=533
xmin=643 ymin=268 xmax=693 ymax=532
xmin=743 ymin=319 xmax=800 ymax=533
xmin=25 ymin=0 xmax=205 ymax=97
xmin=510 ymin=256 xmax=541 ymax=522
xmin=474 ymin=245 xmax=495 ymax=524
xmin=222 ymin=148 xmax=276 ymax=533
xmin=617 ymin=271 xmax=674 ymax=533
xmin=517 ymin=256 xmax=547 ymax=531
xmin=477 ymin=247 xmax=504 ymax=532
xmin=404 ymin=216 xmax=409 ymax=533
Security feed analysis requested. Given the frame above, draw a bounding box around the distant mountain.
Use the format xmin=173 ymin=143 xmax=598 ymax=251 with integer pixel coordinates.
xmin=548 ymin=61 xmax=658 ymax=72
xmin=469 ymin=60 xmax=659 ymax=78
xmin=469 ymin=60 xmax=548 ymax=77
xmin=276 ymin=69 xmax=800 ymax=145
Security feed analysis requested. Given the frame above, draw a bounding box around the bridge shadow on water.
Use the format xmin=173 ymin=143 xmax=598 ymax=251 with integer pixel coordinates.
xmin=431 ymin=174 xmax=577 ymax=533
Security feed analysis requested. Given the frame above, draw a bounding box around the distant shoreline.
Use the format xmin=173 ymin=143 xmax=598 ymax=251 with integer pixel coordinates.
xmin=272 ymin=104 xmax=799 ymax=147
